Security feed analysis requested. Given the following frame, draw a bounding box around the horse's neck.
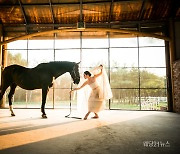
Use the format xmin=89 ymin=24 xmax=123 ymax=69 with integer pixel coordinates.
xmin=52 ymin=62 xmax=72 ymax=78
xmin=54 ymin=69 xmax=69 ymax=78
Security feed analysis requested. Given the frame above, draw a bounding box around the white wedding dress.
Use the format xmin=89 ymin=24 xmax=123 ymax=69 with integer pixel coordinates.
xmin=76 ymin=66 xmax=113 ymax=117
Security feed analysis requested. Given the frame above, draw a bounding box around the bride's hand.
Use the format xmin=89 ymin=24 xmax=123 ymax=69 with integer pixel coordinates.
xmin=70 ymin=88 xmax=78 ymax=93
xmin=99 ymin=65 xmax=103 ymax=69
xmin=70 ymin=89 xmax=75 ymax=93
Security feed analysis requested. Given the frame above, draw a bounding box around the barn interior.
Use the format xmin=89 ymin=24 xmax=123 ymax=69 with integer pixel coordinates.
xmin=0 ymin=0 xmax=180 ymax=154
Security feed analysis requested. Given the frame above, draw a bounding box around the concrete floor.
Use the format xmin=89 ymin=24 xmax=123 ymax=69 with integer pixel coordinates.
xmin=0 ymin=109 xmax=179 ymax=154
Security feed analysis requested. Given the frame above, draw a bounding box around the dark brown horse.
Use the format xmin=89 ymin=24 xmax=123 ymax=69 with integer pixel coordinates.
xmin=0 ymin=61 xmax=80 ymax=118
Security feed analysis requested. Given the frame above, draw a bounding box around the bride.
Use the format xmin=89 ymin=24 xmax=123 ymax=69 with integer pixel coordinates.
xmin=70 ymin=65 xmax=112 ymax=120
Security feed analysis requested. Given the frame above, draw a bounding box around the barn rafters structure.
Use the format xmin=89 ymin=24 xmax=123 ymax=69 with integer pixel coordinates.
xmin=0 ymin=0 xmax=179 ymax=40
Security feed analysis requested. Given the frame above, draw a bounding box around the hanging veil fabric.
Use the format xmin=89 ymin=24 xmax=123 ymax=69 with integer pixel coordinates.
xmin=76 ymin=66 xmax=113 ymax=117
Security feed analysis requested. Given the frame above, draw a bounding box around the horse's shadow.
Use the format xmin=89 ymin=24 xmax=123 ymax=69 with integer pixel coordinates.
xmin=0 ymin=117 xmax=81 ymax=136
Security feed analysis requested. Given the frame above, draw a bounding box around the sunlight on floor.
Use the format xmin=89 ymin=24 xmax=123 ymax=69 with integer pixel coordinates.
xmin=0 ymin=109 xmax=159 ymax=150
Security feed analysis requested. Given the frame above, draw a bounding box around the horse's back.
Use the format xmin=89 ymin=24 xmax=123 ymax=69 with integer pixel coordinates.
xmin=2 ymin=64 xmax=29 ymax=81
xmin=4 ymin=64 xmax=27 ymax=70
xmin=3 ymin=64 xmax=28 ymax=76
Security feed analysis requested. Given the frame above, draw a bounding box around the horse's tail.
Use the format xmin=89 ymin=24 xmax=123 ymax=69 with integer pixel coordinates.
xmin=0 ymin=76 xmax=2 ymax=100
xmin=0 ymin=69 xmax=4 ymax=94
xmin=0 ymin=66 xmax=13 ymax=91
xmin=0 ymin=69 xmax=2 ymax=93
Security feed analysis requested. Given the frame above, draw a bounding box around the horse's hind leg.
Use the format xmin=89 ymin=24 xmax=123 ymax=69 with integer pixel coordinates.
xmin=8 ymin=84 xmax=17 ymax=116
xmin=0 ymin=88 xmax=6 ymax=101
xmin=0 ymin=83 xmax=9 ymax=101
xmin=0 ymin=82 xmax=10 ymax=108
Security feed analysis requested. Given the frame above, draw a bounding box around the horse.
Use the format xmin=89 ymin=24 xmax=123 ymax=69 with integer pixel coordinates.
xmin=0 ymin=61 xmax=80 ymax=118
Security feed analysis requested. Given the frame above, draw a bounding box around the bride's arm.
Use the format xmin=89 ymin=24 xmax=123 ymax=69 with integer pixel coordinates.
xmin=94 ymin=65 xmax=103 ymax=78
xmin=71 ymin=80 xmax=88 ymax=92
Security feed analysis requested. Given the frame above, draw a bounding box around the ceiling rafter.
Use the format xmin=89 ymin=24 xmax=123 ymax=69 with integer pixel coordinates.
xmin=3 ymin=19 xmax=167 ymax=28
xmin=0 ymin=0 xmax=179 ymax=38
xmin=0 ymin=0 xmax=138 ymax=7
xmin=18 ymin=0 xmax=28 ymax=34
xmin=138 ymin=0 xmax=146 ymax=21
xmin=49 ymin=0 xmax=55 ymax=29
xmin=108 ymin=0 xmax=114 ymax=28
xmin=0 ymin=27 xmax=171 ymax=46
xmin=80 ymin=0 xmax=83 ymax=22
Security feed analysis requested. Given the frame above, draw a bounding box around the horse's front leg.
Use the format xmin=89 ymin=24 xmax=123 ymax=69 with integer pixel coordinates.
xmin=41 ymin=87 xmax=49 ymax=118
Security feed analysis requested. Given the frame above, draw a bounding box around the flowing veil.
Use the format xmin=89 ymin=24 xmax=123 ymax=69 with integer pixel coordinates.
xmin=75 ymin=66 xmax=113 ymax=117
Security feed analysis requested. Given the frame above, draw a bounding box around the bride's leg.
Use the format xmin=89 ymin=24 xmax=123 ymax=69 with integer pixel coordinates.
xmin=92 ymin=112 xmax=99 ymax=118
xmin=84 ymin=112 xmax=90 ymax=120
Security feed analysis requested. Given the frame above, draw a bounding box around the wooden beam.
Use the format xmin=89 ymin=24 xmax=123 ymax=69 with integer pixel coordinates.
xmin=49 ymin=0 xmax=55 ymax=25
xmin=0 ymin=0 xmax=139 ymax=7
xmin=18 ymin=0 xmax=28 ymax=34
xmin=0 ymin=27 xmax=171 ymax=45
xmin=80 ymin=0 xmax=83 ymax=22
xmin=108 ymin=0 xmax=114 ymax=27
xmin=138 ymin=0 xmax=146 ymax=21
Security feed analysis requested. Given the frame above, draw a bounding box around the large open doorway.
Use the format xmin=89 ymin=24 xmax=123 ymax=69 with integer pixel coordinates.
xmin=5 ymin=34 xmax=167 ymax=111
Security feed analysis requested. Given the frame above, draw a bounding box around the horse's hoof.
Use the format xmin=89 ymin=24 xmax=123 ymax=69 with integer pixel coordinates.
xmin=42 ymin=114 xmax=47 ymax=119
xmin=11 ymin=113 xmax=15 ymax=116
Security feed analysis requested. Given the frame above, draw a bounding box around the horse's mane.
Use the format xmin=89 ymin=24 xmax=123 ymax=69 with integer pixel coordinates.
xmin=49 ymin=61 xmax=75 ymax=64
xmin=35 ymin=61 xmax=75 ymax=68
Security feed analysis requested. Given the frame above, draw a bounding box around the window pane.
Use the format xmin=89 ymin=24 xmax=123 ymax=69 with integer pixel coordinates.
xmin=8 ymin=88 xmax=54 ymax=108
xmin=54 ymin=89 xmax=77 ymax=109
xmin=110 ymin=68 xmax=139 ymax=88
xmin=55 ymin=39 xmax=80 ymax=49
xmin=7 ymin=50 xmax=27 ymax=66
xmin=46 ymin=89 xmax=53 ymax=108
xmin=139 ymin=47 xmax=166 ymax=67
xmin=140 ymin=68 xmax=166 ymax=77
xmin=6 ymin=87 xmax=27 ymax=108
xmin=140 ymin=68 xmax=167 ymax=88
xmin=26 ymin=90 xmax=42 ymax=108
xmin=7 ymin=40 xmax=28 ymax=49
xmin=28 ymin=40 xmax=54 ymax=49
xmin=82 ymin=38 xmax=108 ymax=48
xmin=5 ymin=36 xmax=168 ymax=111
xmin=110 ymin=37 xmax=137 ymax=47
xmin=54 ymin=73 xmax=72 ymax=89
xmin=28 ymin=50 xmax=54 ymax=67
xmin=81 ymin=49 xmax=108 ymax=67
xmin=139 ymin=37 xmax=165 ymax=46
xmin=55 ymin=49 xmax=80 ymax=62
xmin=111 ymin=89 xmax=139 ymax=110
xmin=110 ymin=48 xmax=138 ymax=67
xmin=140 ymin=89 xmax=167 ymax=111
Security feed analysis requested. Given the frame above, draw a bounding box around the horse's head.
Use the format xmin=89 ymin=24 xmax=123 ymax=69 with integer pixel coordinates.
xmin=70 ymin=62 xmax=80 ymax=84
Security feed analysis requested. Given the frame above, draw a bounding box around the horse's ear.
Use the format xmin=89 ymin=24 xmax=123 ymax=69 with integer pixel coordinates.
xmin=76 ymin=61 xmax=81 ymax=65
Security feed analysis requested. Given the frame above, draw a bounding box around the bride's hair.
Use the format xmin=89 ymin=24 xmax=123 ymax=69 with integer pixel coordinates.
xmin=84 ymin=71 xmax=91 ymax=76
